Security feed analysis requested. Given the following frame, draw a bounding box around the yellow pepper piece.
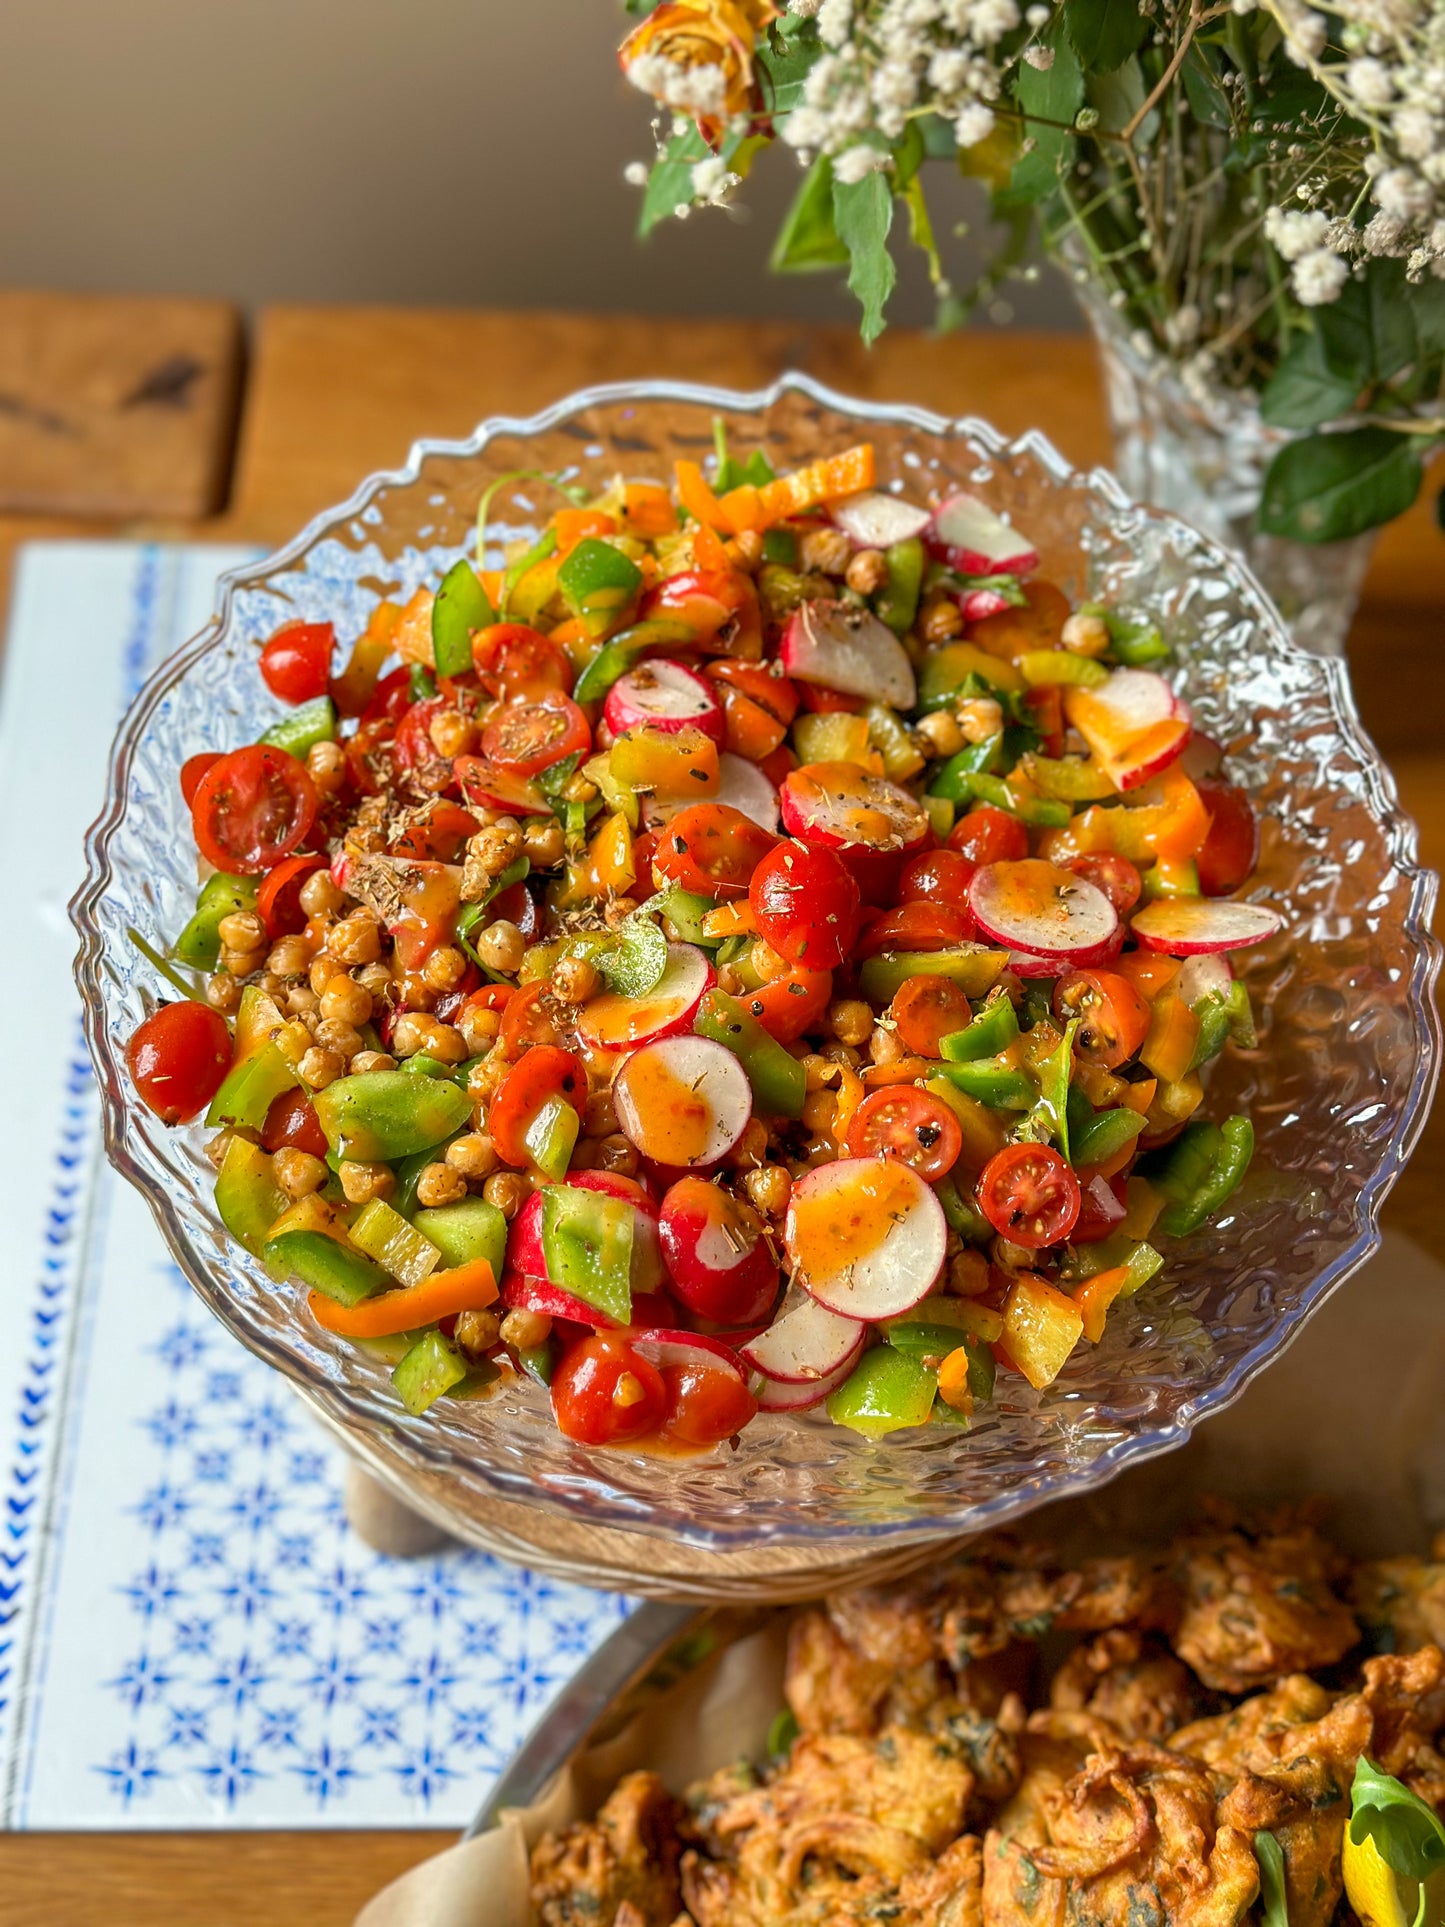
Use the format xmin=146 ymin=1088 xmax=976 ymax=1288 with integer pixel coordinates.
xmin=393 ymin=586 xmax=437 ymax=666
xmin=1001 ymin=1273 xmax=1084 ymax=1389
xmin=1074 ymin=1265 xmax=1129 ymax=1344
xmin=936 ymin=1346 xmax=975 ymax=1415
xmin=586 ymin=813 xmax=636 ymax=896
xmin=609 ymin=724 xmax=721 ymax=798
xmin=1140 ymin=992 xmax=1200 ymax=1085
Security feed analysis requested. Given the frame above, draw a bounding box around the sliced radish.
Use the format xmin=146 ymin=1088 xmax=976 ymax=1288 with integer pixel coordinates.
xmin=779 ymin=600 xmax=916 ymax=710
xmin=603 ymin=662 xmax=725 ymax=746
xmin=1074 ymin=668 xmax=1181 ymax=736
xmin=454 ymin=760 xmax=549 ymax=815
xmin=959 ymin=585 xmax=1015 ymax=622
xmin=740 ymin=1289 xmax=865 ymax=1384
xmin=780 ymin=760 xmax=929 ymax=903
xmin=501 ymin=1270 xmax=622 ymax=1330
xmin=1180 ymin=731 xmax=1225 ymax=781
xmin=614 ymin=1034 xmax=752 ymax=1168
xmin=752 ymin=1350 xmax=862 ymax=1412
xmin=576 ymin=942 xmax=715 ymax=1052
xmin=830 ymin=489 xmax=932 ymax=550
xmin=1006 ymin=949 xmax=1066 ymax=980
xmin=642 ymin=751 xmax=780 ymax=834
xmin=1176 ymin=951 xmax=1234 ymax=1006
xmin=784 ymin=1158 xmax=945 ymax=1322
xmin=1131 ymin=897 xmax=1284 ymax=956
xmin=1105 ymin=717 xmax=1192 ymax=792
xmin=968 ymin=859 xmax=1119 ymax=964
xmin=926 ymin=492 xmax=1039 ymax=577
xmin=658 ymin=1177 xmax=780 ymax=1326
xmin=510 ymin=1172 xmax=665 ymax=1296
xmin=629 ymin=1328 xmax=749 ymax=1383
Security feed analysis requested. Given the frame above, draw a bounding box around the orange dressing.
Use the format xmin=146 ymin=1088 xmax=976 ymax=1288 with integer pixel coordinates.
xmin=622 ymin=1051 xmax=714 ymax=1164
xmin=790 ymin=1163 xmax=917 ymax=1288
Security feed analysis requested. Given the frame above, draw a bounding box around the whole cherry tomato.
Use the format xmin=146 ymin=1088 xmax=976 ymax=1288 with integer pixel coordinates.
xmin=389 ymin=800 xmax=480 ymax=862
xmin=1196 ymin=779 xmax=1260 ymax=897
xmin=889 ymin=975 xmax=974 ymax=1058
xmin=180 ymin=752 xmax=222 ymax=809
xmin=855 ymin=901 xmax=975 ymax=961
xmin=481 ymin=692 xmax=591 ymax=777
xmin=1063 ymin=854 xmax=1142 ymax=918
xmin=659 ymin=1363 xmax=759 ymax=1447
xmin=736 ymin=966 xmax=833 ymax=1046
xmin=257 ymin=853 xmax=327 ymax=939
xmin=1053 ymin=969 xmax=1151 ymax=1071
xmin=843 ymin=1087 xmax=963 ymax=1181
xmin=749 ymin=840 xmax=860 ymax=969
xmin=551 ymin=1334 xmax=667 ymax=1446
xmin=261 ymin=1087 xmax=329 ymax=1159
xmin=976 ymin=1142 xmax=1081 ymax=1248
xmin=259 ymin=621 xmax=334 ymax=705
xmin=126 ymin=1001 xmax=233 ymax=1124
xmin=391 ymin=697 xmax=458 ymax=793
xmin=899 ymin=847 xmax=980 ymax=905
xmin=472 ymin=623 xmax=572 ymax=699
xmin=190 ymin=745 xmax=319 ymax=875
xmin=652 ymin=803 xmax=777 ymax=901
xmin=948 ymin=805 xmax=1028 ymax=866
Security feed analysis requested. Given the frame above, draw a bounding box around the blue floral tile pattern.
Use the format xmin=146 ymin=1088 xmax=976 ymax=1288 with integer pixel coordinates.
xmin=0 ymin=544 xmax=630 ymax=1829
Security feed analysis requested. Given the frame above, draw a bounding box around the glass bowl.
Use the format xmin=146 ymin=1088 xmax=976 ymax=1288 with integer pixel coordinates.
xmin=71 ymin=375 xmax=1441 ymax=1599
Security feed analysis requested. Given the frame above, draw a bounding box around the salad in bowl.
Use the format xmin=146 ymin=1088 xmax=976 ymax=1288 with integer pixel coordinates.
xmin=123 ymin=427 xmax=1284 ymax=1455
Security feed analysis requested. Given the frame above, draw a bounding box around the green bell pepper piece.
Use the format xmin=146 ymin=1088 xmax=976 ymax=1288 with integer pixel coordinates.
xmin=524 ymin=1093 xmax=581 ymax=1181
xmin=314 ymin=1071 xmax=471 ymax=1163
xmin=392 ymin=1328 xmax=469 ymax=1415
xmin=557 ymin=537 xmax=642 ymax=636
xmin=653 ymin=885 xmax=719 ymax=947
xmin=1018 ymin=650 xmax=1108 ymax=688
xmin=214 ymin=1135 xmax=289 ymax=1262
xmin=393 ymin=1142 xmax=453 ymax=1218
xmin=864 ymin=702 xmax=925 ymax=781
xmin=412 ymin=1197 xmax=508 ymax=1277
xmin=174 ymin=873 xmax=257 ymax=971
xmin=409 ymin=663 xmax=438 ymax=702
xmin=927 ymin=736 xmax=1004 ymax=799
xmin=401 ymin=1054 xmax=450 ymax=1080
xmin=826 ymin=1345 xmax=937 ymax=1438
xmin=941 ymin=996 xmax=1018 ymax=1062
xmin=933 ymin=1173 xmax=992 ymax=1243
xmin=761 ymin=527 xmax=797 ymax=568
xmin=883 ymin=1318 xmax=997 ymax=1405
xmin=1188 ymin=979 xmax=1256 ymax=1070
xmin=874 ymin=537 xmax=924 ymax=637
xmin=693 ymin=989 xmax=806 ymax=1119
xmin=572 ymin=617 xmax=696 ymax=702
xmin=264 ymin=1227 xmax=390 ymax=1307
xmin=500 ymin=526 xmax=558 ymax=617
xmin=515 ymin=1340 xmax=556 ymax=1386
xmin=957 ymin=772 xmax=1073 ymax=828
xmin=1018 ymin=1018 xmax=1077 ymax=1159
xmin=348 ymin=1198 xmax=441 ymax=1286
xmin=922 ymin=794 xmax=954 ymax=840
xmin=1068 ymin=1235 xmax=1164 ymax=1297
xmin=1142 ymin=859 xmax=1201 ymax=902
xmin=259 ymin=696 xmax=336 ymax=760
xmin=1094 ymin=606 xmax=1169 ymax=667
xmin=1155 ymin=1114 xmax=1254 ymax=1238
xmin=540 ymin=1185 xmax=635 ymax=1326
xmin=1069 ymin=1106 xmax=1146 ymax=1170
xmin=935 ymin=1056 xmax=1035 ymax=1110
xmin=205 ymin=1040 xmax=298 ymax=1132
xmin=432 ymin=557 xmax=495 ymax=678
xmin=918 ymin=644 xmax=1015 ymax=707
xmin=1022 ymin=754 xmax=1117 ymax=803
xmin=859 ymin=947 xmax=1008 ymax=1007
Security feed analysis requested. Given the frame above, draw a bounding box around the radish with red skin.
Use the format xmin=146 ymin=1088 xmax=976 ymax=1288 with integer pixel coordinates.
xmin=1131 ymin=897 xmax=1283 ymax=956
xmin=502 ymin=1271 xmax=625 ymax=1330
xmin=784 ymin=1158 xmax=946 ymax=1322
xmin=576 ymin=943 xmax=715 ymax=1052
xmin=829 ymin=490 xmax=932 ymax=549
xmin=968 ymin=859 xmax=1120 ymax=964
xmin=780 ymin=761 xmax=930 ymax=903
xmin=509 ymin=1171 xmax=665 ymax=1297
xmin=779 ymin=600 xmax=917 ymax=709
xmin=739 ymin=1289 xmax=865 ymax=1383
xmin=959 ymin=585 xmax=1015 ymax=622
xmin=659 ymin=1177 xmax=780 ymax=1326
xmin=643 ymin=752 xmax=780 ymax=834
xmin=751 ymin=1350 xmax=864 ymax=1411
xmin=613 ymin=1034 xmax=753 ymax=1168
xmin=926 ymin=492 xmax=1039 ymax=577
xmin=603 ymin=662 xmax=725 ymax=746
xmin=1180 ymin=731 xmax=1225 ymax=781
xmin=628 ymin=1328 xmax=751 ymax=1382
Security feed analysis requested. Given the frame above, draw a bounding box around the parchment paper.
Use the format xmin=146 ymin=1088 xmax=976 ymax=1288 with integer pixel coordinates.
xmin=355 ymin=1230 xmax=1445 ymax=1927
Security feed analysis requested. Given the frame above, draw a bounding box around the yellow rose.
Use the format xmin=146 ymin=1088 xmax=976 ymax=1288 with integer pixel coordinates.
xmin=620 ymin=0 xmax=779 ymax=146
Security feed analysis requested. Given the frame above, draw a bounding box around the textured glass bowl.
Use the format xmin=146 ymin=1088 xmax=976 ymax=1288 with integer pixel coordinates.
xmin=72 ymin=376 xmax=1441 ymax=1593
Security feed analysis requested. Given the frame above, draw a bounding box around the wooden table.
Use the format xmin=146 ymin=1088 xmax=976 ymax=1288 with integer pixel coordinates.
xmin=2 ymin=304 xmax=1441 ymax=1925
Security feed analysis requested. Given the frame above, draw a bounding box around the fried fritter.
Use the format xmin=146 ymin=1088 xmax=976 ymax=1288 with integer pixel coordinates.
xmin=530 ymin=1771 xmax=684 ymax=1927
xmin=939 ymin=1545 xmax=1167 ymax=1667
xmin=1353 ymin=1537 xmax=1445 ymax=1654
xmin=1048 ymin=1628 xmax=1204 ymax=1742
xmin=1168 ymin=1511 xmax=1358 ymax=1693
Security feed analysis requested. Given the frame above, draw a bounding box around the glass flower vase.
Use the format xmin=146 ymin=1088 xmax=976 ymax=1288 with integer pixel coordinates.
xmin=1083 ymin=298 xmax=1375 ymax=657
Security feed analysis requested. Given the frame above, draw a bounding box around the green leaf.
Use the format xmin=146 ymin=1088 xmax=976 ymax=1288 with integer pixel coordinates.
xmin=595 ymin=912 xmax=669 ymax=999
xmin=1317 ymin=261 xmax=1416 ymax=387
xmin=1182 ymin=43 xmax=1231 ymax=128
xmin=1350 ymin=1757 xmax=1445 ymax=1886
xmin=832 ymin=166 xmax=896 ymax=345
xmin=757 ymin=23 xmax=817 ymax=115
xmin=902 ymin=172 xmax=943 ymax=285
xmin=1413 ymin=280 xmax=1445 ymax=359
xmin=1259 ymin=427 xmax=1424 ymax=542
xmin=1255 ymin=1832 xmax=1291 ymax=1927
xmin=638 ymin=124 xmax=708 ymax=237
xmin=770 ymin=154 xmax=849 ymax=272
xmin=1260 ymin=330 xmax=1360 ymax=431
xmin=1004 ymin=28 xmax=1085 ymax=206
xmin=1086 ymin=56 xmax=1145 ymax=135
xmin=1064 ymin=0 xmax=1148 ymax=72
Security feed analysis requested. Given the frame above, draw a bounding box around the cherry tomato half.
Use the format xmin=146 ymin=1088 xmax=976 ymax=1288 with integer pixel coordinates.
xmin=659 ymin=1362 xmax=759 ymax=1447
xmin=890 ymin=974 xmax=974 ymax=1058
xmin=948 ymin=805 xmax=1028 ymax=866
xmin=736 ymin=966 xmax=833 ymax=1046
xmin=652 ymin=803 xmax=777 ymax=901
xmin=389 ymin=800 xmax=480 ymax=862
xmin=472 ymin=623 xmax=573 ymax=699
xmin=259 ymin=620 xmax=334 ymax=705
xmin=391 ymin=697 xmax=458 ymax=794
xmin=180 ymin=752 xmax=222 ymax=809
xmin=1063 ymin=854 xmax=1142 ymax=918
xmin=126 ymin=1001 xmax=233 ymax=1124
xmin=1053 ymin=969 xmax=1151 ymax=1072
xmin=496 ymin=981 xmax=563 ymax=1056
xmin=488 ymin=1047 xmax=588 ymax=1170
xmin=899 ymin=847 xmax=979 ymax=905
xmin=843 ymin=1087 xmax=963 ymax=1181
xmin=855 ymin=901 xmax=975 ymax=961
xmin=551 ymin=1333 xmax=667 ymax=1446
xmin=261 ymin=1086 xmax=329 ymax=1159
xmin=1196 ymin=779 xmax=1260 ymax=898
xmin=190 ymin=745 xmax=319 ymax=875
xmin=256 ymin=853 xmax=327 ymax=939
xmin=345 ymin=716 xmax=396 ymax=796
xmin=360 ymin=665 xmax=414 ymax=727
xmin=749 ymin=840 xmax=860 ymax=969
xmin=481 ymin=692 xmax=591 ymax=778
xmin=976 ymin=1142 xmax=1081 ymax=1248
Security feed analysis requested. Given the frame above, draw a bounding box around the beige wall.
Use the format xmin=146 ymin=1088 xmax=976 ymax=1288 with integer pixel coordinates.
xmin=0 ymin=0 xmax=1076 ymax=331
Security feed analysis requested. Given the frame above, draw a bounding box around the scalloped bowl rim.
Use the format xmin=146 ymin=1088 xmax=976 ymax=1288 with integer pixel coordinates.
xmin=70 ymin=372 xmax=1443 ymax=1553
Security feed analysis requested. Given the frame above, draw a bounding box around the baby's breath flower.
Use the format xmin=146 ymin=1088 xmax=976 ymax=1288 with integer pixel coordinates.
xmin=818 ymin=0 xmax=855 ymax=44
xmin=1264 ymin=205 xmax=1331 ymax=259
xmin=1292 ymin=247 xmax=1351 ymax=304
xmin=1022 ymin=43 xmax=1055 ymax=68
xmin=954 ymin=100 xmax=997 ymax=144
xmin=833 ymin=141 xmax=893 ymax=181
xmin=623 ymin=160 xmax=649 ymax=188
xmin=691 ymin=156 xmax=739 ymax=204
xmin=1345 ymin=54 xmax=1394 ymax=105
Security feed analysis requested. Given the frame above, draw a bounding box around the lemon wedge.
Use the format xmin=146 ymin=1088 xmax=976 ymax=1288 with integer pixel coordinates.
xmin=1343 ymin=1827 xmax=1445 ymax=1927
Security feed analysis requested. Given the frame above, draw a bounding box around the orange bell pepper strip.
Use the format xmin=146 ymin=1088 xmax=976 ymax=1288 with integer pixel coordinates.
xmin=624 ymin=482 xmax=677 ymax=538
xmin=331 ymin=600 xmax=403 ymax=717
xmin=755 ymin=444 xmax=876 ymax=523
xmin=553 ymin=508 xmax=618 ymax=556
xmin=692 ymin=523 xmax=731 ymax=572
xmin=1114 ymin=953 xmax=1180 ymax=1000
xmin=716 ymin=483 xmax=765 ymax=535
xmin=675 ymin=459 xmax=730 ymax=530
xmin=1139 ymin=993 xmax=1200 ymax=1085
xmin=700 ymin=900 xmax=756 ymax=940
xmin=1119 ymin=1076 xmax=1157 ymax=1116
xmin=1074 ymin=1266 xmax=1130 ymax=1344
xmin=586 ymin=811 xmax=636 ymax=895
xmin=392 ymin=586 xmax=438 ymax=666
xmin=308 ymin=1259 xmax=498 ymax=1338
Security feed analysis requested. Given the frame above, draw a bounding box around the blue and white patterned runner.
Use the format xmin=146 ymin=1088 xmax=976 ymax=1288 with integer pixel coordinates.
xmin=0 ymin=543 xmax=629 ymax=1830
